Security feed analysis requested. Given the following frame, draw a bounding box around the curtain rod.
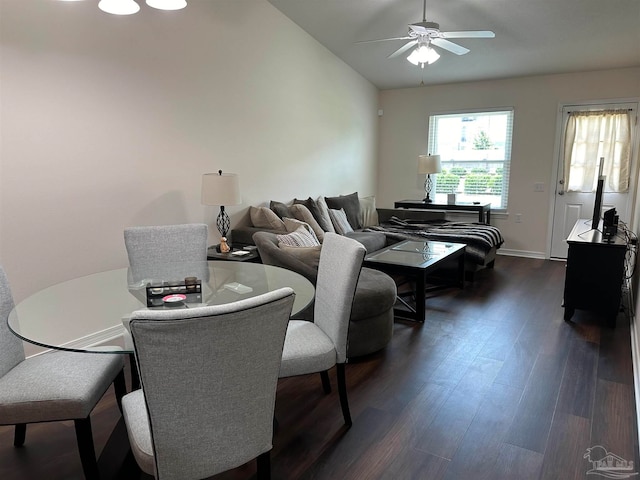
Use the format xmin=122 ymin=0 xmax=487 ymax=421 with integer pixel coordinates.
xmin=567 ymin=108 xmax=633 ymax=113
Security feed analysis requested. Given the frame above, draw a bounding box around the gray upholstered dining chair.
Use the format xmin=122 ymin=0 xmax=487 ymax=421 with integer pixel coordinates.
xmin=0 ymin=266 xmax=126 ymax=480
xmin=278 ymin=232 xmax=365 ymax=427
xmin=122 ymin=287 xmax=295 ymax=480
xmin=124 ymin=223 xmax=208 ymax=267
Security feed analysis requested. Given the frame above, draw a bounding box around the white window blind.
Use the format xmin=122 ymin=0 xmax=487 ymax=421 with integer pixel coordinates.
xmin=428 ymin=109 xmax=514 ymax=210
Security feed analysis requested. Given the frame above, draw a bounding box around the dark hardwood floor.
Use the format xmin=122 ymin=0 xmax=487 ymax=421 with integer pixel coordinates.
xmin=1 ymin=256 xmax=638 ymax=479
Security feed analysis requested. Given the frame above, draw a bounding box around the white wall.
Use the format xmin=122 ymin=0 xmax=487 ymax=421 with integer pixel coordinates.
xmin=377 ymin=68 xmax=640 ymax=256
xmin=0 ymin=0 xmax=379 ymax=301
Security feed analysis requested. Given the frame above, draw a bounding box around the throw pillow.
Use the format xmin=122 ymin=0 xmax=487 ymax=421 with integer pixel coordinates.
xmin=316 ymin=196 xmax=336 ymax=233
xmin=289 ymin=204 xmax=324 ymax=242
xmin=325 ymin=192 xmax=362 ymax=230
xmin=328 ymin=208 xmax=354 ymax=235
xmin=279 ymin=244 xmax=322 ymax=269
xmin=270 ymin=200 xmax=293 ymax=219
xmin=249 ymin=206 xmax=287 ymax=232
xmin=277 ymin=225 xmax=321 ymax=247
xmin=293 ymin=197 xmax=333 ymax=232
xmin=282 ymin=217 xmax=321 ymax=244
xmin=359 ymin=195 xmax=379 ymax=228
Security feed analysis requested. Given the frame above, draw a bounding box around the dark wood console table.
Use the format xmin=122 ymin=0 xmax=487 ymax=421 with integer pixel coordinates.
xmin=394 ymin=200 xmax=491 ymax=224
xmin=563 ymin=219 xmax=627 ymax=327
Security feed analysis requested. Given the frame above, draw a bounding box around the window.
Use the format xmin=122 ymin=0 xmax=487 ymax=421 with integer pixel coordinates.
xmin=428 ymin=109 xmax=514 ymax=210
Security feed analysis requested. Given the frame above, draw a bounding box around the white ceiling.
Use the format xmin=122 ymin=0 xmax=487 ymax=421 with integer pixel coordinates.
xmin=267 ymin=0 xmax=640 ymax=90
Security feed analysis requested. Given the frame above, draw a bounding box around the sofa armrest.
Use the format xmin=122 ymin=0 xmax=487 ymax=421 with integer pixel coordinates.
xmin=252 ymin=232 xmax=318 ymax=284
xmin=231 ymin=226 xmax=282 ymax=248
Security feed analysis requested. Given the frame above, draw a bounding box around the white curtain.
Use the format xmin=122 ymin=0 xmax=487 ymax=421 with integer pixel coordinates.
xmin=563 ymin=109 xmax=632 ymax=192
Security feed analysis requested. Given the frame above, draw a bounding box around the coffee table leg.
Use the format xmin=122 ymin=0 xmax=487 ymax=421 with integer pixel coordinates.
xmin=458 ymin=252 xmax=466 ymax=289
xmin=416 ymin=273 xmax=426 ymax=322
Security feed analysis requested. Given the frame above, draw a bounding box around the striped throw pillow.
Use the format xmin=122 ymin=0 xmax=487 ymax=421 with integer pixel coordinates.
xmin=277 ymin=225 xmax=321 ymax=247
xmin=328 ymin=208 xmax=354 ymax=235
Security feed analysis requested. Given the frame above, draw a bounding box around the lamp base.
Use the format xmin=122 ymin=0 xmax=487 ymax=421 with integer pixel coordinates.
xmin=423 ymin=174 xmax=434 ymax=204
xmin=208 ymin=242 xmax=233 ymax=254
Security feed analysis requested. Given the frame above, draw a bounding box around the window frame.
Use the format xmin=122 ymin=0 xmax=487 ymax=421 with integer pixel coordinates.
xmin=427 ymin=108 xmax=514 ymax=211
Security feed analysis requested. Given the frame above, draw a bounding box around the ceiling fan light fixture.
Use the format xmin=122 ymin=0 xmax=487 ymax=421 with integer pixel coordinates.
xmin=146 ymin=0 xmax=187 ymax=10
xmin=98 ymin=0 xmax=140 ymax=15
xmin=407 ymin=44 xmax=440 ymax=66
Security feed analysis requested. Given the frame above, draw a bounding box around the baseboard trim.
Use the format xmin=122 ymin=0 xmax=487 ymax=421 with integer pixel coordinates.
xmin=496 ymin=248 xmax=546 ymax=259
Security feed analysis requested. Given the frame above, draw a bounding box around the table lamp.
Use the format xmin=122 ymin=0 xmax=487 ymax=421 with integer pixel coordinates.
xmin=201 ymin=170 xmax=241 ymax=251
xmin=418 ymin=154 xmax=441 ymax=203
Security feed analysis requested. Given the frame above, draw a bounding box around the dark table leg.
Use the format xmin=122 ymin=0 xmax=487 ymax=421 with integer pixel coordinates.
xmin=458 ymin=251 xmax=466 ymax=288
xmin=415 ymin=272 xmax=426 ymax=322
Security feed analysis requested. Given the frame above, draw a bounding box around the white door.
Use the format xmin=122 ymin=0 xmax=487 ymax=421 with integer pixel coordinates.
xmin=550 ymin=103 xmax=638 ymax=259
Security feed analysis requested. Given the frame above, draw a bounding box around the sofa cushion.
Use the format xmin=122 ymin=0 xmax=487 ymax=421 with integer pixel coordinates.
xmin=359 ymin=196 xmax=379 ymax=228
xmin=316 ymin=196 xmax=336 ymax=233
xmin=279 ymin=244 xmax=321 ymax=269
xmin=277 ymin=225 xmax=320 ymax=247
xmin=328 ymin=208 xmax=354 ymax=235
xmin=270 ymin=200 xmax=293 ymax=219
xmin=325 ymin=192 xmax=362 ymax=229
xmin=249 ymin=206 xmax=287 ymax=232
xmin=345 ymin=231 xmax=387 ymax=253
xmin=289 ymin=204 xmax=324 ymax=242
xmin=283 ymin=218 xmax=321 ymax=244
xmin=293 ymin=197 xmax=333 ymax=232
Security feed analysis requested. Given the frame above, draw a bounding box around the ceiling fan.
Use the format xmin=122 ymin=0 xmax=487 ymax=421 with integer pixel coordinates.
xmin=358 ymin=0 xmax=495 ymax=67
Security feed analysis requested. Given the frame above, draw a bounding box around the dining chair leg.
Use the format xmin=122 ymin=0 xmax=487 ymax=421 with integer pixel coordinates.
xmin=74 ymin=417 xmax=100 ymax=480
xmin=113 ymin=369 xmax=127 ymax=413
xmin=320 ymin=370 xmax=331 ymax=394
xmin=336 ymin=363 xmax=352 ymax=427
xmin=13 ymin=423 xmax=26 ymax=447
xmin=256 ymin=450 xmax=271 ymax=480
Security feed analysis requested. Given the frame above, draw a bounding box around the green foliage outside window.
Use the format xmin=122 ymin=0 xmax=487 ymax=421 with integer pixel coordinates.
xmin=464 ymin=173 xmax=492 ymax=194
xmin=435 ymin=173 xmax=460 ymax=193
xmin=450 ymin=166 xmax=467 ymax=176
xmin=488 ymin=175 xmax=503 ymax=194
xmin=473 ymin=130 xmax=493 ymax=150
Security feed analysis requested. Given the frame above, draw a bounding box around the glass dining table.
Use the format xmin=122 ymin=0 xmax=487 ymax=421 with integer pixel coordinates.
xmin=8 ymin=260 xmax=315 ymax=355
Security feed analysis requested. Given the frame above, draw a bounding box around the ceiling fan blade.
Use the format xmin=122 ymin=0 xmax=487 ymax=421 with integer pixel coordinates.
xmin=388 ymin=40 xmax=417 ymax=58
xmin=442 ymin=30 xmax=495 ymax=39
xmin=431 ymin=38 xmax=470 ymax=55
xmin=355 ymin=36 xmax=413 ymax=44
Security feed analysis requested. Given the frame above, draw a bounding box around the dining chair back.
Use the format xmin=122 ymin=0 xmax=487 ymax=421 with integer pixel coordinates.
xmin=0 ymin=266 xmax=126 ymax=480
xmin=0 ymin=269 xmax=24 ymax=378
xmin=124 ymin=223 xmax=208 ymax=268
xmin=314 ymin=233 xmax=366 ymax=364
xmin=278 ymin=232 xmax=365 ymax=427
xmin=124 ymin=222 xmax=210 ymax=304
xmin=122 ymin=287 xmax=295 ymax=480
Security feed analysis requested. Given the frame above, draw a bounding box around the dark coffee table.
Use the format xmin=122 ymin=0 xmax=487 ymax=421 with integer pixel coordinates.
xmin=364 ymin=240 xmax=466 ymax=322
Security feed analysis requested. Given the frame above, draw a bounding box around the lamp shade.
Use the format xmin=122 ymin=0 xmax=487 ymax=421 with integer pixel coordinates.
xmin=201 ymin=172 xmax=241 ymax=206
xmin=418 ymin=155 xmax=442 ymax=174
xmin=98 ymin=0 xmax=140 ymax=15
xmin=407 ymin=45 xmax=440 ymax=66
xmin=146 ymin=0 xmax=187 ymax=10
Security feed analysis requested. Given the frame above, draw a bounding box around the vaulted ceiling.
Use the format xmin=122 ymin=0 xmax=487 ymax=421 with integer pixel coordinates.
xmin=268 ymin=0 xmax=640 ymax=90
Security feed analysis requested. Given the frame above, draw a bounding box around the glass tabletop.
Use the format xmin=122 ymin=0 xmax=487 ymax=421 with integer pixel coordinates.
xmin=365 ymin=240 xmax=466 ymax=268
xmin=8 ymin=261 xmax=314 ymax=354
